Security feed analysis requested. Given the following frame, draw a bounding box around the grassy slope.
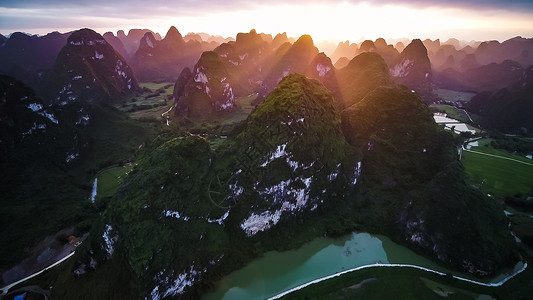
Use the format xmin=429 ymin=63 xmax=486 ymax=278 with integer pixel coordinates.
xmin=96 ymin=164 xmax=134 ymax=200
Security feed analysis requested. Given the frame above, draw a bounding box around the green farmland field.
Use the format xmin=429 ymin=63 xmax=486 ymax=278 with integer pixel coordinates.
xmin=463 ymin=145 xmax=533 ymax=197
xmin=96 ymin=164 xmax=135 ymax=199
xmin=430 ymin=104 xmax=474 ymax=124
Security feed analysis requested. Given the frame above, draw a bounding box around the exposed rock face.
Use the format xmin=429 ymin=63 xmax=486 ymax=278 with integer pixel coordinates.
xmin=175 ymin=51 xmax=236 ymax=115
xmin=225 ymin=74 xmax=359 ymax=236
xmin=308 ymin=53 xmax=334 ymax=79
xmin=45 ymin=28 xmax=138 ymax=104
xmin=390 ymin=39 xmax=433 ymax=102
xmin=307 ymin=53 xmax=340 ymax=99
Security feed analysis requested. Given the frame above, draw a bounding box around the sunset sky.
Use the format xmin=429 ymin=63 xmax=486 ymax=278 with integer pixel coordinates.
xmin=1 ymin=0 xmax=533 ymax=43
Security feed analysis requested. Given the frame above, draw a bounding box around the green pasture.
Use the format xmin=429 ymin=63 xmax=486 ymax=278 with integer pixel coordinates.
xmin=463 ymin=145 xmax=533 ymax=197
xmin=96 ymin=164 xmax=135 ymax=199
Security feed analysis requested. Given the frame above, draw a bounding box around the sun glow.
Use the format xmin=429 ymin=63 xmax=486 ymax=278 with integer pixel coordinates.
xmin=2 ymin=2 xmax=533 ymax=43
xmin=146 ymin=2 xmax=533 ymax=43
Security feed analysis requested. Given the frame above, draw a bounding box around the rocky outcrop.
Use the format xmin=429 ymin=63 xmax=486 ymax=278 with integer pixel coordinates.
xmin=46 ymin=29 xmax=138 ymax=105
xmin=390 ymin=39 xmax=434 ymax=102
xmin=174 ymin=51 xmax=236 ymax=115
xmin=45 ymin=28 xmax=138 ymax=104
xmin=307 ymin=53 xmax=340 ymax=99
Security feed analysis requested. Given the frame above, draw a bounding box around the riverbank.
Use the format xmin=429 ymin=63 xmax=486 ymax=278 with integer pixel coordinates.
xmin=269 ymin=262 xmax=528 ymax=299
xmin=203 ymin=232 xmax=524 ymax=299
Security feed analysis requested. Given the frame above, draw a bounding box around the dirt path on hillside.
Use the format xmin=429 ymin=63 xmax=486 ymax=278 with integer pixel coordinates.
xmin=0 ymin=228 xmax=86 ymax=289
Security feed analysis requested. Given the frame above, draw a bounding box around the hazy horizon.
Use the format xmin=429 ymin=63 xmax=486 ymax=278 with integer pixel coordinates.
xmin=1 ymin=0 xmax=533 ymax=45
xmin=1 ymin=26 xmax=528 ymax=59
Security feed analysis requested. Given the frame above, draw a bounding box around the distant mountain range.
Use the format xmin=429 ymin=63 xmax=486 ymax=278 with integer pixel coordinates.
xmin=0 ymin=26 xmax=531 ymax=135
xmin=1 ymin=26 xmax=531 ymax=108
xmin=130 ymin=26 xmax=207 ymax=82
xmin=0 ymin=31 xmax=70 ymax=88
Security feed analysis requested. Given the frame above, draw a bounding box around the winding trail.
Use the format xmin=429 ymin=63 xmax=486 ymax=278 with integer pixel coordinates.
xmin=0 ymin=251 xmax=75 ymax=296
xmin=460 ymin=109 xmax=474 ymax=123
xmin=463 ymin=148 xmax=533 ymax=166
xmin=161 ymin=105 xmax=174 ymax=117
xmin=162 ymin=105 xmax=174 ymax=126
xmin=268 ymin=262 xmax=528 ymax=299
